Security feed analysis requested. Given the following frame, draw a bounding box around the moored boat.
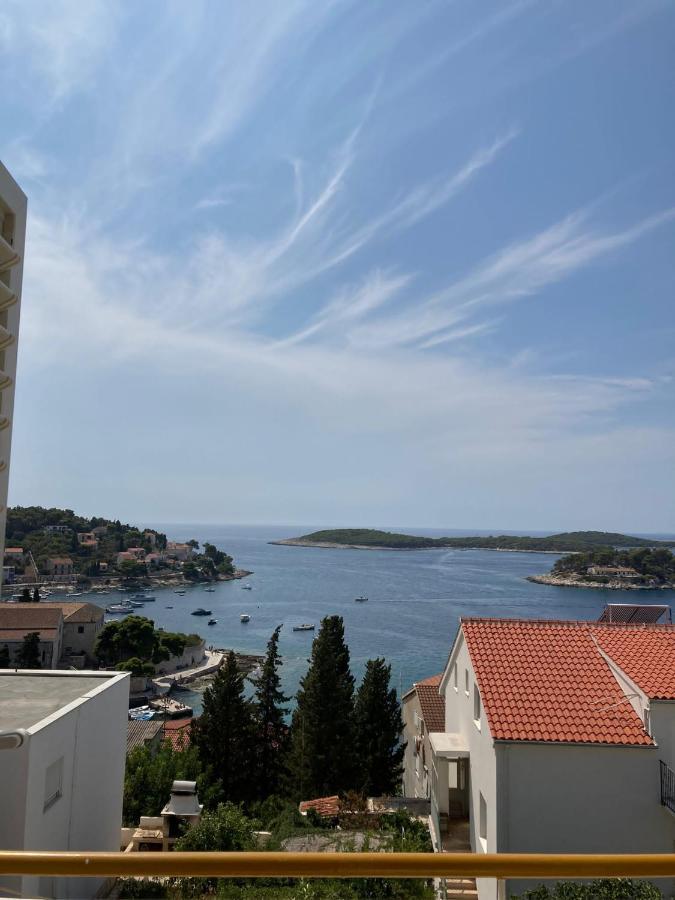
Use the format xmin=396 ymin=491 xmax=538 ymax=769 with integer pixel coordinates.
xmin=208 ymin=618 xmax=217 ymax=625
xmin=241 ymin=584 xmax=252 ymax=590
xmin=292 ymin=623 xmax=315 ymax=632
xmin=106 ymin=604 xmax=132 ymax=614
xmin=354 ymin=596 xmax=368 ymax=602
xmin=240 ymin=613 xmax=250 ymax=623
xmin=191 ymin=608 xmax=211 ymax=616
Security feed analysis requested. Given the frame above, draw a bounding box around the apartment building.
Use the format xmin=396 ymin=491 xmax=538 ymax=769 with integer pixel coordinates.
xmin=0 ymin=163 xmax=26 ymax=586
xmin=408 ymin=617 xmax=675 ymax=899
xmin=401 ymin=673 xmax=444 ymax=800
xmin=0 ymin=669 xmax=129 ymax=900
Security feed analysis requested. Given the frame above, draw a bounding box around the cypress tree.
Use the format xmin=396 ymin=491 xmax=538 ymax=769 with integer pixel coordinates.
xmin=354 ymin=658 xmax=405 ymax=796
xmin=193 ymin=650 xmax=255 ymax=804
xmin=17 ymin=632 xmax=41 ymax=669
xmin=0 ymin=644 xmax=11 ymax=668
xmin=287 ymin=615 xmax=356 ymax=799
xmin=251 ymin=625 xmax=290 ymax=799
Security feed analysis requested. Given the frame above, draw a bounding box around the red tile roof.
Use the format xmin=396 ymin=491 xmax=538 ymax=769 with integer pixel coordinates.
xmin=414 ymin=673 xmax=445 ymax=732
xmin=163 ymin=717 xmax=193 ymax=750
xmin=299 ymin=796 xmax=341 ymax=817
xmin=461 ymin=618 xmax=675 ymax=747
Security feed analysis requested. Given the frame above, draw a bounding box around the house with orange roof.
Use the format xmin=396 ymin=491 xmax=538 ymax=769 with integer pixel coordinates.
xmin=402 ymin=673 xmax=444 ymax=800
xmin=415 ymin=617 xmax=675 ymax=899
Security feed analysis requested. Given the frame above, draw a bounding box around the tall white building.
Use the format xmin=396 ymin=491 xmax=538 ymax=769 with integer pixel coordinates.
xmin=0 ymin=163 xmax=27 ymax=581
xmin=0 ymin=669 xmax=129 ymax=900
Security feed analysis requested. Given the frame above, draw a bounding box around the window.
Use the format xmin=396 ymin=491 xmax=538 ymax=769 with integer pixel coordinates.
xmin=77 ymin=625 xmax=84 ymax=634
xmin=464 ymin=669 xmax=469 ymax=695
xmin=473 ymin=685 xmax=481 ymax=728
xmin=44 ymin=758 xmax=63 ymax=811
xmin=479 ymin=792 xmax=487 ymax=850
xmin=453 ymin=662 xmax=458 ymax=691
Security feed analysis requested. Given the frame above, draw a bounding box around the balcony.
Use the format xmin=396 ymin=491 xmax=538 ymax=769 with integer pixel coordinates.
xmin=661 ymin=760 xmax=675 ymax=814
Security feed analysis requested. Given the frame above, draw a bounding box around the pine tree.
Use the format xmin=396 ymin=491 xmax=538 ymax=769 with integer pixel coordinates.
xmin=17 ymin=632 xmax=41 ymax=668
xmin=354 ymin=658 xmax=405 ymax=796
xmin=287 ymin=615 xmax=356 ymax=799
xmin=250 ymin=625 xmax=290 ymax=799
xmin=193 ymin=650 xmax=255 ymax=804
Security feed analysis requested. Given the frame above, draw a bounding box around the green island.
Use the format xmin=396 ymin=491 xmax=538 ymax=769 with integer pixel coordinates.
xmin=528 ymin=547 xmax=675 ymax=591
xmin=271 ymin=528 xmax=675 ymax=553
xmin=2 ymin=505 xmax=248 ymax=588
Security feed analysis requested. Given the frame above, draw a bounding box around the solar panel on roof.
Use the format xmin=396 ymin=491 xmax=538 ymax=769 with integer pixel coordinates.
xmin=598 ymin=604 xmax=670 ymax=624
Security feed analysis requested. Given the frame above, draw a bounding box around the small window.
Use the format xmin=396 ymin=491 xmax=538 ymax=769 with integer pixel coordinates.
xmin=77 ymin=625 xmax=84 ymax=634
xmin=44 ymin=758 xmax=63 ymax=811
xmin=464 ymin=669 xmax=469 ymax=695
xmin=473 ymin=685 xmax=481 ymax=727
xmin=479 ymin=793 xmax=487 ymax=848
xmin=453 ymin=663 xmax=458 ymax=691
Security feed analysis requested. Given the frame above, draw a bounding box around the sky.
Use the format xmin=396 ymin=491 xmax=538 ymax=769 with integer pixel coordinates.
xmin=1 ymin=0 xmax=674 ymax=533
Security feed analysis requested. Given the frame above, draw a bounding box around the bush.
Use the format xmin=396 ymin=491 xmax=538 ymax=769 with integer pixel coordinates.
xmin=512 ymin=879 xmax=662 ymax=899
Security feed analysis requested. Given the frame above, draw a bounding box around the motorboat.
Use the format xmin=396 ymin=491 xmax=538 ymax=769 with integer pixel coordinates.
xmin=293 ymin=623 xmax=315 ymax=632
xmin=204 ymin=587 xmax=215 ymax=592
xmin=126 ymin=600 xmax=145 ymax=608
xmin=106 ymin=604 xmax=132 ymax=614
xmin=354 ymin=596 xmax=368 ymax=602
xmin=165 ymin=605 xmax=173 ymax=609
xmin=207 ymin=619 xmax=217 ymax=625
xmin=241 ymin=584 xmax=252 ymax=590
xmin=174 ymin=589 xmax=186 ymax=594
xmin=143 ymin=595 xmax=157 ymax=601
xmin=240 ymin=613 xmax=250 ymax=623
xmin=191 ymin=608 xmax=212 ymax=616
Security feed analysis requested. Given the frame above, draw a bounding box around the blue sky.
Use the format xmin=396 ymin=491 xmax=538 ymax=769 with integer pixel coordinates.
xmin=1 ymin=0 xmax=674 ymax=532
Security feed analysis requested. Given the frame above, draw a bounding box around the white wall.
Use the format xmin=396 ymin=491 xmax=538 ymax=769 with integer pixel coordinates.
xmin=0 ymin=163 xmax=26 ymax=588
xmin=442 ymin=632 xmax=500 ymax=899
xmin=498 ymin=741 xmax=675 ymax=898
xmin=0 ymin=672 xmax=129 ymax=900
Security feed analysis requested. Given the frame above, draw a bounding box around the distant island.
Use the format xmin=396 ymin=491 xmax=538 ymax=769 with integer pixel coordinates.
xmin=528 ymin=547 xmax=675 ymax=591
xmin=271 ymin=528 xmax=675 ymax=554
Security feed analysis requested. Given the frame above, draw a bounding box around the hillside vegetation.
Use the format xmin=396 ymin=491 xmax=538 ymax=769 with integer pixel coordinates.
xmin=286 ymin=528 xmax=675 ymax=552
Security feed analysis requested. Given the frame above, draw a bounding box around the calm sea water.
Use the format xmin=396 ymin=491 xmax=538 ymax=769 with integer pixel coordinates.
xmin=90 ymin=524 xmax=675 ymax=715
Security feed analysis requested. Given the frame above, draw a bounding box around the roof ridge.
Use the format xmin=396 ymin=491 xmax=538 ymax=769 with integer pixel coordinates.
xmin=461 ymin=616 xmax=674 ymax=631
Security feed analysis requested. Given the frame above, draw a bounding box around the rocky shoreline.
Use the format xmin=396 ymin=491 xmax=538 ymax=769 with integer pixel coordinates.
xmin=527 ymin=574 xmax=674 ymax=591
xmin=271 ymin=539 xmax=561 ymax=554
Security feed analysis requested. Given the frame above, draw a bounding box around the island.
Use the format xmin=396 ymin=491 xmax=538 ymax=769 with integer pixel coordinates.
xmin=271 ymin=528 xmax=675 ymax=554
xmin=2 ymin=506 xmax=251 ymax=591
xmin=528 ymin=548 xmax=675 ymax=591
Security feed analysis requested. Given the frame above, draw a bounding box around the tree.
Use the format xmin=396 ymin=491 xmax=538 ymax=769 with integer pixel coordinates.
xmin=250 ymin=626 xmax=290 ymax=799
xmin=123 ymin=740 xmax=204 ymax=826
xmin=16 ymin=632 xmax=41 ymax=668
xmin=187 ymin=539 xmax=200 ymax=551
xmin=193 ymin=651 xmax=256 ymax=805
xmin=0 ymin=644 xmax=11 ymax=668
xmin=513 ymin=880 xmax=660 ymax=899
xmin=20 ymin=587 xmax=31 ymax=603
xmin=286 ymin=615 xmax=356 ymax=799
xmin=32 ymin=587 xmax=40 ymax=602
xmin=115 ymin=657 xmax=155 ymax=678
xmin=354 ymin=658 xmax=405 ymax=796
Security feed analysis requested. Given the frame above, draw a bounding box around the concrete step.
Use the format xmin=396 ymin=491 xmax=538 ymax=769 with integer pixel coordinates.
xmin=438 ymin=876 xmax=478 ymax=899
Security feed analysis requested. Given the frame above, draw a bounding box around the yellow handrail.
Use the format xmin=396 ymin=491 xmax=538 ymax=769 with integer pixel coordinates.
xmin=0 ymin=852 xmax=674 ymax=879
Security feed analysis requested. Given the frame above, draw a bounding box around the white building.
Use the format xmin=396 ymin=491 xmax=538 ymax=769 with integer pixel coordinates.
xmin=0 ymin=163 xmax=26 ymax=586
xmin=402 ymin=673 xmax=444 ymax=800
xmin=0 ymin=669 xmax=129 ymax=900
xmin=413 ymin=617 xmax=675 ymax=899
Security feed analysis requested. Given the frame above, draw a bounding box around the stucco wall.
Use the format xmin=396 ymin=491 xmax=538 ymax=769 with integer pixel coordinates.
xmin=61 ymin=618 xmax=103 ymax=660
xmin=498 ymin=740 xmax=675 ymax=898
xmin=0 ymin=672 xmax=129 ymax=900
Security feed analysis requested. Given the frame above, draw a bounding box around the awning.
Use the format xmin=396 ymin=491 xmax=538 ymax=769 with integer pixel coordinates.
xmin=429 ymin=731 xmax=470 ymax=758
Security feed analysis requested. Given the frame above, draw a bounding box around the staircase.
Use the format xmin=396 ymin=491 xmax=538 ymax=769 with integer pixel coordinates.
xmin=437 ymin=876 xmax=478 ymax=899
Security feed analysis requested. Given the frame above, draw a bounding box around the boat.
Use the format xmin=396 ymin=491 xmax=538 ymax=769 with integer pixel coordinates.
xmin=165 ymin=605 xmax=173 ymax=609
xmin=241 ymin=584 xmax=252 ymax=590
xmin=128 ymin=706 xmax=157 ymax=721
xmin=292 ymin=623 xmax=315 ymax=632
xmin=207 ymin=618 xmax=217 ymax=625
xmin=126 ymin=600 xmax=145 ymax=608
xmin=174 ymin=589 xmax=186 ymax=594
xmin=354 ymin=596 xmax=368 ymax=602
xmin=143 ymin=595 xmax=157 ymax=601
xmin=240 ymin=613 xmax=250 ymax=623
xmin=191 ymin=608 xmax=212 ymax=616
xmin=204 ymin=587 xmax=215 ymax=592
xmin=106 ymin=604 xmax=132 ymax=614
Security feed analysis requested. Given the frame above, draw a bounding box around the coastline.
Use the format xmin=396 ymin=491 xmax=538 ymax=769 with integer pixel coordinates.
xmin=270 ymin=539 xmax=562 ymax=554
xmin=526 ymin=573 xmax=674 ymax=591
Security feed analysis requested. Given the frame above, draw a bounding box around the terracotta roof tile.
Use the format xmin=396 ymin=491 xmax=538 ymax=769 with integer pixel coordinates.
xmin=461 ymin=618 xmax=675 ymax=747
xmin=299 ymin=796 xmax=341 ymax=817
xmin=414 ymin=673 xmax=445 ymax=732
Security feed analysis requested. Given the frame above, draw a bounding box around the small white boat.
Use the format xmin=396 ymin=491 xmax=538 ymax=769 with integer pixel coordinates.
xmin=204 ymin=587 xmax=215 ymax=592
xmin=241 ymin=584 xmax=252 ymax=590
xmin=354 ymin=596 xmax=368 ymax=602
xmin=240 ymin=613 xmax=250 ymax=623
xmin=293 ymin=623 xmax=315 ymax=632
xmin=106 ymin=604 xmax=132 ymax=614
xmin=174 ymin=589 xmax=186 ymax=594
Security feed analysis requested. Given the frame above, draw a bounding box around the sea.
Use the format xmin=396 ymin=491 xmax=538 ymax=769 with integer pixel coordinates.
xmin=84 ymin=525 xmax=675 ymax=715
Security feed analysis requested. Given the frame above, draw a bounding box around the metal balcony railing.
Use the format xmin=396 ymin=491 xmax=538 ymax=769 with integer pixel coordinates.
xmin=0 ymin=851 xmax=675 ymax=880
xmin=661 ymin=760 xmax=675 ymax=814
